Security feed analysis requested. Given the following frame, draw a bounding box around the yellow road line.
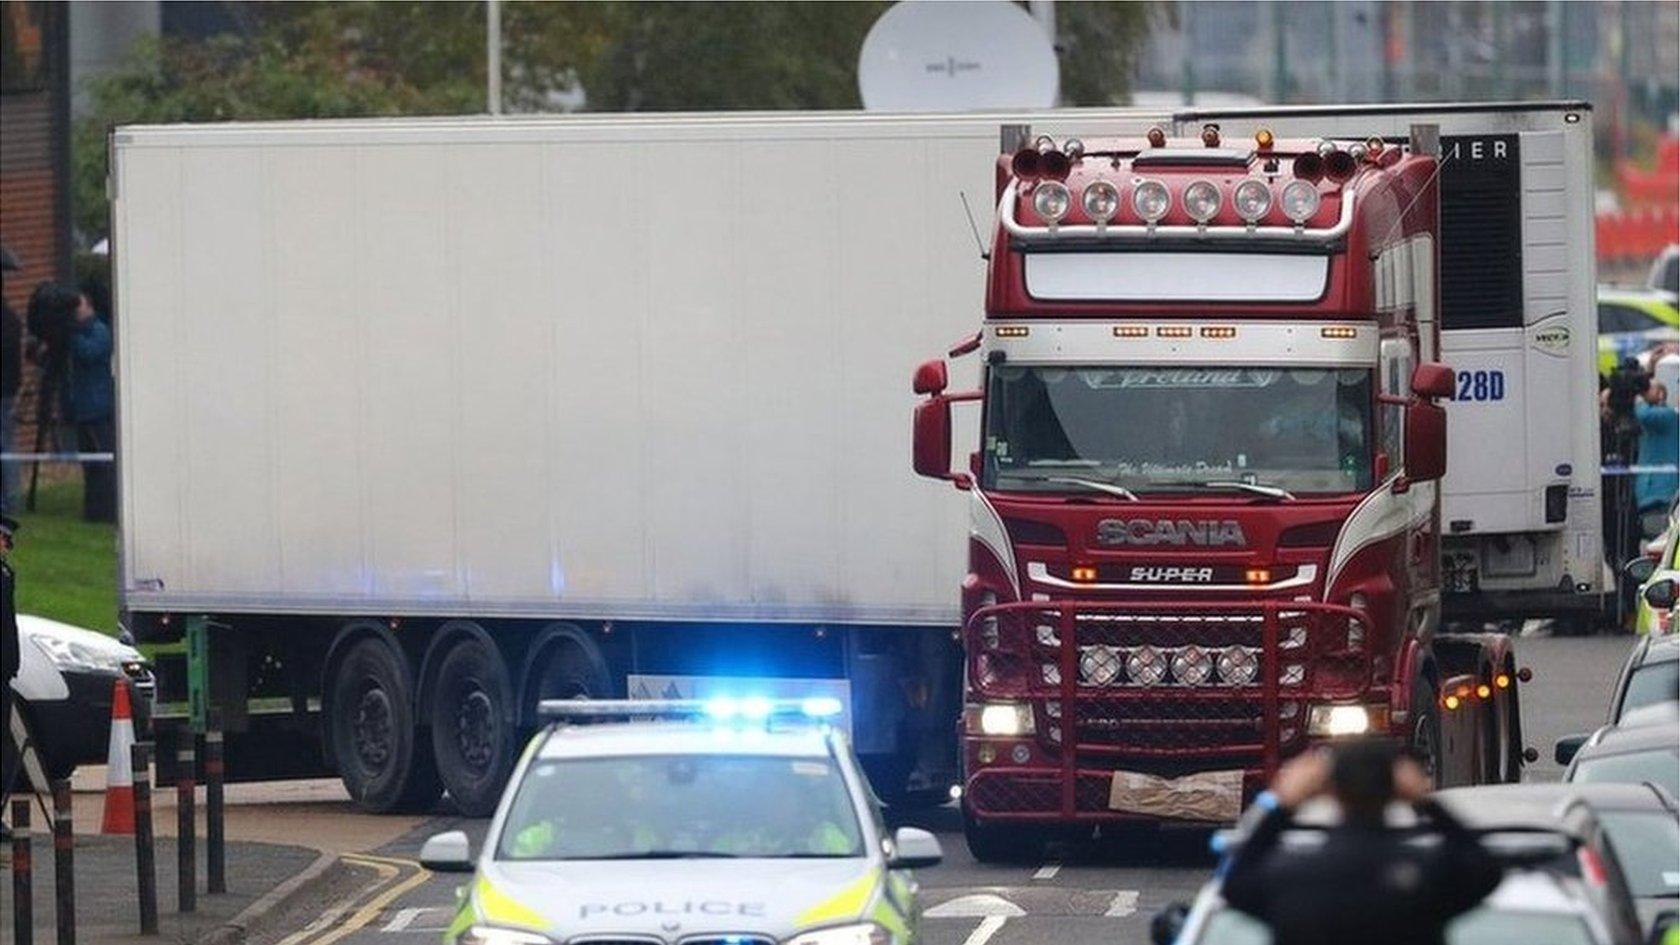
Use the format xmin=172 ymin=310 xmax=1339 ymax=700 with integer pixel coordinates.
xmin=272 ymin=856 xmax=403 ymax=945
xmin=300 ymin=856 xmax=433 ymax=945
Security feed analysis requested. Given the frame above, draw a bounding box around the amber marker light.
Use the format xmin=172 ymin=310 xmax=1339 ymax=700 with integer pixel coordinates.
xmin=1477 ymin=684 xmax=1492 ymax=699
xmin=1495 ymin=673 xmax=1511 ymax=689
xmin=1157 ymin=325 xmax=1193 ymax=338
xmin=1201 ymin=326 xmax=1238 ymax=339
xmin=1113 ymin=325 xmax=1150 ymax=338
xmin=1443 ymin=694 xmax=1461 ymax=711
xmin=1255 ymin=128 xmax=1275 ymax=150
xmin=1071 ymin=565 xmax=1098 ymax=583
xmin=1321 ymin=326 xmax=1359 ymax=339
xmin=1245 ymin=568 xmax=1272 ymax=584
xmin=994 ymin=326 xmax=1030 ymax=337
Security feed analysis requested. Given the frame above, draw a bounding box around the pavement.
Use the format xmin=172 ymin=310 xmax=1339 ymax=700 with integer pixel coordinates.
xmin=0 ymin=633 xmax=1642 ymax=945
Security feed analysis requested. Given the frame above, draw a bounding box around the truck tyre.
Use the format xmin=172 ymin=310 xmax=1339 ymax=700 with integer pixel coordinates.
xmin=430 ymin=637 xmax=518 ymax=817
xmin=962 ymin=808 xmax=1040 ymax=864
xmin=1409 ymin=675 xmax=1443 ymax=783
xmin=328 ymin=638 xmax=441 ymax=813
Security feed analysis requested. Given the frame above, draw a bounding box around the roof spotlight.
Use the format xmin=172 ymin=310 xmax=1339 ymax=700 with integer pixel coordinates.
xmin=1255 ymin=128 xmax=1275 ymax=150
xmin=1364 ymin=136 xmax=1385 ymax=157
xmin=1035 ymin=135 xmax=1056 ymax=153
xmin=1233 ymin=178 xmax=1272 ymax=223
xmin=1062 ymin=138 xmax=1085 ymax=159
xmin=1200 ymin=124 xmax=1221 ymax=148
xmin=1280 ymin=179 xmax=1321 ymax=224
xmin=1316 ymin=140 xmax=1336 ymax=157
xmin=1032 ymin=181 xmax=1071 ymax=224
xmin=1081 ymin=180 xmax=1120 ymax=223
xmin=1183 ymin=179 xmax=1221 ymax=223
xmin=1131 ymin=179 xmax=1171 ymax=224
xmin=1146 ymin=127 xmax=1167 ymax=148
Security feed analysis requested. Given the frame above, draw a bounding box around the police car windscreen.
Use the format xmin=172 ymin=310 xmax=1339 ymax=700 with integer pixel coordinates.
xmin=497 ymin=755 xmax=865 ymax=860
xmin=983 ymin=366 xmax=1373 ymax=496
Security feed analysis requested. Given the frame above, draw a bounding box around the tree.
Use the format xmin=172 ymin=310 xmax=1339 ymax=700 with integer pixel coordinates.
xmin=73 ymin=1 xmax=1156 ymax=238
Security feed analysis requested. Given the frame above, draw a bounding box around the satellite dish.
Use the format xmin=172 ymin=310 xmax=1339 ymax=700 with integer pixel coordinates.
xmin=858 ymin=1 xmax=1059 ymax=112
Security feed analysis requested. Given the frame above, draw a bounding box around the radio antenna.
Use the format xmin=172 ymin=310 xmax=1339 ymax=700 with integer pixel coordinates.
xmin=960 ymin=191 xmax=990 ymax=261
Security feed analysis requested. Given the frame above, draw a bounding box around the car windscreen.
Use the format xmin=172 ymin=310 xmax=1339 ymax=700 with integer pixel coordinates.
xmin=1618 ymin=661 xmax=1680 ymax=719
xmin=497 ymin=754 xmax=864 ymax=860
xmin=1195 ymin=907 xmax=1596 ymax=945
xmin=1597 ymin=811 xmax=1680 ymax=899
xmin=1571 ymin=747 xmax=1680 ymax=798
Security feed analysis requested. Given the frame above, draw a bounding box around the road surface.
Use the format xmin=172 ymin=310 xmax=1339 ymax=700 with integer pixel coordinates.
xmin=246 ymin=634 xmax=1633 ymax=945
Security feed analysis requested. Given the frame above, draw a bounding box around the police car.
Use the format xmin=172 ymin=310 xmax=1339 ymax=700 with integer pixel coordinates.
xmin=419 ymin=697 xmax=942 ymax=945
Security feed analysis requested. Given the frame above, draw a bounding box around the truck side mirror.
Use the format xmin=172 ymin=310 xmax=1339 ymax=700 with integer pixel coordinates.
xmin=1554 ymin=733 xmax=1588 ymax=766
xmin=1411 ymin=361 xmax=1455 ymax=399
xmin=913 ymin=359 xmax=948 ymax=395
xmin=1643 ymin=578 xmax=1678 ymax=611
xmin=1624 ymin=556 xmax=1658 ymax=584
xmin=913 ymin=397 xmax=956 ymax=483
xmin=1403 ymin=400 xmax=1447 ymax=483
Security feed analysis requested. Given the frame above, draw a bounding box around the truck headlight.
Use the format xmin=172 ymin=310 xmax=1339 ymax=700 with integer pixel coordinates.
xmin=785 ymin=921 xmax=892 ymax=945
xmin=1307 ymin=704 xmax=1389 ymax=737
xmin=456 ymin=926 xmax=557 ymax=945
xmin=966 ymin=702 xmax=1034 ymax=737
xmin=29 ymin=635 xmax=129 ymax=674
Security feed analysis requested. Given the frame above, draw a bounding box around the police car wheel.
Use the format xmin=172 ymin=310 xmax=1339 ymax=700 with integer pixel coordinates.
xmin=430 ymin=637 xmax=517 ymax=818
xmin=329 ymin=637 xmax=441 ymax=813
xmin=1409 ymin=676 xmax=1442 ymax=783
xmin=962 ymin=809 xmax=1040 ymax=863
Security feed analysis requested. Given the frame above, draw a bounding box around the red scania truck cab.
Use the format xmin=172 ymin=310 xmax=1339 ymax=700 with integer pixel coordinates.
xmin=912 ymin=123 xmax=1525 ymax=860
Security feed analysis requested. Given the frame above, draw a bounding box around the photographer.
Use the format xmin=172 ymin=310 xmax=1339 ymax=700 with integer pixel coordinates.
xmin=1634 ymin=375 xmax=1677 ymax=538
xmin=1222 ymin=740 xmax=1502 ymax=945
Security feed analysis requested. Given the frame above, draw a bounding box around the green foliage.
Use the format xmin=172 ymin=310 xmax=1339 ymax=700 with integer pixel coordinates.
xmin=73 ymin=1 xmax=1156 ymax=237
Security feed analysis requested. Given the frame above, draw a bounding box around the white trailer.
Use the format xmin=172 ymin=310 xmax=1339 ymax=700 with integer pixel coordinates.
xmin=111 ymin=110 xmax=1159 ymax=812
xmin=1172 ymin=103 xmax=1605 ymax=624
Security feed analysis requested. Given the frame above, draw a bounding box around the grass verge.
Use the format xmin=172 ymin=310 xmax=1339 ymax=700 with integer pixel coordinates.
xmin=10 ymin=476 xmax=119 ymax=635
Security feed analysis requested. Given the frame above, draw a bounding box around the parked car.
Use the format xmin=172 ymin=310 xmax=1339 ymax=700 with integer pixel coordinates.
xmin=1598 ymin=286 xmax=1680 ymax=377
xmin=4 ymin=614 xmax=153 ymax=782
xmin=1151 ymin=783 xmax=1671 ymax=945
xmin=1559 ymin=710 xmax=1680 ymax=799
xmin=1628 ymin=528 xmax=1680 ymax=636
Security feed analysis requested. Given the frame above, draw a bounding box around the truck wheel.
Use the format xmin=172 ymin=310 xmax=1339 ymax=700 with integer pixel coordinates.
xmin=962 ymin=808 xmax=1040 ymax=864
xmin=329 ymin=638 xmax=441 ymax=813
xmin=430 ymin=638 xmax=517 ymax=817
xmin=1409 ymin=676 xmax=1442 ymax=784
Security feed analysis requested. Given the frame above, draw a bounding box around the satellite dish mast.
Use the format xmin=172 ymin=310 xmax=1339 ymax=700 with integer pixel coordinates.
xmin=858 ymin=1 xmax=1059 ymax=112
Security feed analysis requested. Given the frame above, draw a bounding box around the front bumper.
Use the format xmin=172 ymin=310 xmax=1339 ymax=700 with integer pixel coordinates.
xmin=961 ymin=598 xmax=1375 ymax=824
xmin=23 ymin=667 xmax=154 ymax=771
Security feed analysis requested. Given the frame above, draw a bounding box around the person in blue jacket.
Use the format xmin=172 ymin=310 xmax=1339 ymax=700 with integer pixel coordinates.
xmin=1636 ymin=378 xmax=1679 ymax=539
xmin=65 ymin=288 xmax=116 ymax=522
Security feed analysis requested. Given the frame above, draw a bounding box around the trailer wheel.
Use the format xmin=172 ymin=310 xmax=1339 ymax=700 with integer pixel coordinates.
xmin=962 ymin=808 xmax=1040 ymax=864
xmin=1409 ymin=675 xmax=1442 ymax=784
xmin=328 ymin=638 xmax=440 ymax=813
xmin=430 ymin=637 xmax=518 ymax=817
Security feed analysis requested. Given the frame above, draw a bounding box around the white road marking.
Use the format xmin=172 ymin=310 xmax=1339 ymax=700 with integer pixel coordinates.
xmin=380 ymin=907 xmax=436 ymax=933
xmin=1104 ymin=890 xmax=1140 ymax=917
xmin=926 ymin=893 xmax=1027 ymax=918
xmin=1032 ymin=863 xmax=1061 ymax=880
xmin=960 ymin=915 xmax=1009 ymax=945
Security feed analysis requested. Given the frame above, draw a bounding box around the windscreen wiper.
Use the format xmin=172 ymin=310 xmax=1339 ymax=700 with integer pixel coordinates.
xmin=579 ymin=850 xmax=742 ymax=860
xmin=1184 ymin=480 xmax=1296 ymax=501
xmin=1046 ymin=477 xmax=1140 ymax=501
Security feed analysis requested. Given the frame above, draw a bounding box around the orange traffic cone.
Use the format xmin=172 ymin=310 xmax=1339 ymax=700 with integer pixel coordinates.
xmin=101 ymin=678 xmax=137 ymax=834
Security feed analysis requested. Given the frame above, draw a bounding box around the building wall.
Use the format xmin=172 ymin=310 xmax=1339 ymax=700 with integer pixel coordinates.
xmin=1 ymin=0 xmax=70 ymax=312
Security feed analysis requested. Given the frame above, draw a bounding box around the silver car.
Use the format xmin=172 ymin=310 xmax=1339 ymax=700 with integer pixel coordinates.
xmin=419 ymin=698 xmax=942 ymax=945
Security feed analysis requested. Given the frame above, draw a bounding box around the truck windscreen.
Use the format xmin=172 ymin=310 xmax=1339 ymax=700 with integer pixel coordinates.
xmin=983 ymin=366 xmax=1374 ymax=496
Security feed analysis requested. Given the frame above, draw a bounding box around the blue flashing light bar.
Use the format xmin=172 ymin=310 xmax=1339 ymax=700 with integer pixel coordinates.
xmin=538 ymin=697 xmax=842 ymax=723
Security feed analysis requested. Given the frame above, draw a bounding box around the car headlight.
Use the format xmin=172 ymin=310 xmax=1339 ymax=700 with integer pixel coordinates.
xmin=456 ymin=926 xmax=557 ymax=945
xmin=785 ymin=922 xmax=892 ymax=945
xmin=29 ymin=635 xmax=129 ymax=674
